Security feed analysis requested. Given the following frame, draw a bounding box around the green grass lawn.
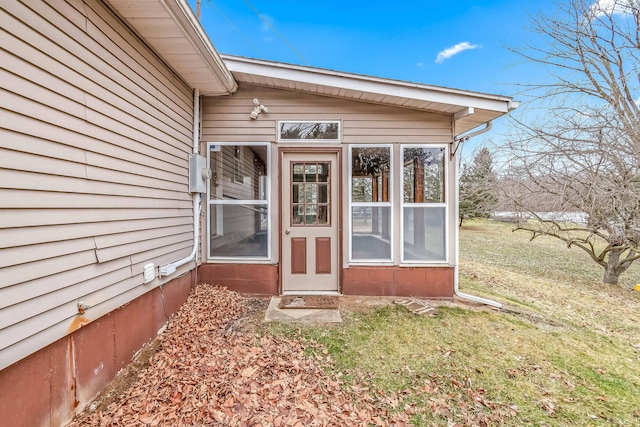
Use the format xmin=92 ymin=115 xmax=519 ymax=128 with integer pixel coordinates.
xmin=269 ymin=219 xmax=640 ymax=426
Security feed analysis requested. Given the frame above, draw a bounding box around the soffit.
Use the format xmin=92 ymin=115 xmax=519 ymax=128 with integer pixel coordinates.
xmin=222 ymin=55 xmax=518 ymax=136
xmin=106 ymin=0 xmax=237 ymax=95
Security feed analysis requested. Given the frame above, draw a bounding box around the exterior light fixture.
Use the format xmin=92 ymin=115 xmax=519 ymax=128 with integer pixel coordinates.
xmin=249 ymin=98 xmax=268 ymax=119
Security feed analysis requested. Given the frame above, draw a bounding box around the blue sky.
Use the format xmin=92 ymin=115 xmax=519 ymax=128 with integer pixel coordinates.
xmin=188 ymin=0 xmax=560 ymax=156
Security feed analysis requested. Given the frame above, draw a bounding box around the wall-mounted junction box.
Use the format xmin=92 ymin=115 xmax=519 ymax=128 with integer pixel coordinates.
xmin=189 ymin=154 xmax=211 ymax=193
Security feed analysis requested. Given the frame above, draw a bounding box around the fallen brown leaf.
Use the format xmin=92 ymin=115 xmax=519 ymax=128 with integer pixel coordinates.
xmin=65 ymin=285 xmax=412 ymax=427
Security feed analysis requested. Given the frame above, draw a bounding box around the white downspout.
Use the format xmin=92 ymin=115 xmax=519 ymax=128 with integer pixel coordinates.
xmin=158 ymin=89 xmax=201 ymax=277
xmin=452 ymin=121 xmax=502 ymax=308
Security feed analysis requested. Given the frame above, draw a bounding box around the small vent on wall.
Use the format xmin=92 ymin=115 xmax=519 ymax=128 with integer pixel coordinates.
xmin=143 ymin=263 xmax=155 ymax=284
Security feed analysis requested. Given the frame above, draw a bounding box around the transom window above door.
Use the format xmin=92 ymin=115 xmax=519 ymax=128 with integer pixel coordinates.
xmin=291 ymin=162 xmax=330 ymax=226
xmin=278 ymin=121 xmax=340 ymax=142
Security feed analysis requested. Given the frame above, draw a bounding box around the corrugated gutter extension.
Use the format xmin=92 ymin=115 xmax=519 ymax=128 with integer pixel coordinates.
xmin=452 ymin=122 xmax=503 ymax=309
xmin=158 ymin=89 xmax=202 ymax=277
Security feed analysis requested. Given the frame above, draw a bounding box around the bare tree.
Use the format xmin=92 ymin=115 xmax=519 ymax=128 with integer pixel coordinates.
xmin=503 ymin=0 xmax=640 ymax=284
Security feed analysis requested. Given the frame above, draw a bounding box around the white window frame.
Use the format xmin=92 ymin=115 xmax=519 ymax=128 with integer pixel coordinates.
xmin=399 ymin=144 xmax=449 ymax=265
xmin=277 ymin=120 xmax=341 ymax=143
xmin=348 ymin=144 xmax=394 ymax=264
xmin=206 ymin=142 xmax=271 ymax=261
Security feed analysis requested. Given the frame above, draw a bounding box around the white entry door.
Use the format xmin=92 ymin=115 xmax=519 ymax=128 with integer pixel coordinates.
xmin=281 ymin=151 xmax=340 ymax=292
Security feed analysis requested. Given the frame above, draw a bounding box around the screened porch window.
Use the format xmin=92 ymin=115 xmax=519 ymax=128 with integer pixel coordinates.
xmin=350 ymin=146 xmax=392 ymax=261
xmin=402 ymin=146 xmax=446 ymax=262
xmin=208 ymin=144 xmax=270 ymax=259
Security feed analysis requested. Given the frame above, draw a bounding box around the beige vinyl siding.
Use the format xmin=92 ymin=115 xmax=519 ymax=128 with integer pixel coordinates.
xmin=202 ymin=84 xmax=452 ymax=144
xmin=0 ymin=0 xmax=196 ymax=370
xmin=202 ymin=84 xmax=454 ymax=267
xmin=0 ymin=217 xmax=192 ymax=251
xmin=0 ymin=208 xmax=192 ymax=228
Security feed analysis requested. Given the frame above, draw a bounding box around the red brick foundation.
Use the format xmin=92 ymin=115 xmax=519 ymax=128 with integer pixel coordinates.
xmin=342 ymin=266 xmax=454 ymax=297
xmin=198 ymin=263 xmax=452 ymax=297
xmin=0 ymin=272 xmax=194 ymax=427
xmin=198 ymin=263 xmax=278 ymax=294
xmin=0 ymin=263 xmax=453 ymax=426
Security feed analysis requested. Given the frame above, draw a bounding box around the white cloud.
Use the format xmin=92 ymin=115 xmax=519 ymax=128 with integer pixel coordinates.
xmin=417 ymin=62 xmax=425 ymax=68
xmin=260 ymin=14 xmax=274 ymax=32
xmin=590 ymin=0 xmax=634 ymax=17
xmin=435 ymin=42 xmax=479 ymax=64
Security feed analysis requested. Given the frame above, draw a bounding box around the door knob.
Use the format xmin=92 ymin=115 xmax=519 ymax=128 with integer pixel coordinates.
xmin=285 ymin=228 xmax=291 ymax=234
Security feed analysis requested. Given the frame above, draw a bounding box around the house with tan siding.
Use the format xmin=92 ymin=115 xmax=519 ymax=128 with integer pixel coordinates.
xmin=199 ymin=56 xmax=517 ymax=297
xmin=0 ymin=1 xmax=516 ymax=425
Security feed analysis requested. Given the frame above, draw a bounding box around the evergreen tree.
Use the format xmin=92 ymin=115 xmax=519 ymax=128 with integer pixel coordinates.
xmin=459 ymin=147 xmax=498 ymax=226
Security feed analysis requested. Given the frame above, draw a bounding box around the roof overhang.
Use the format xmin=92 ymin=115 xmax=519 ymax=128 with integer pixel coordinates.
xmin=106 ymin=0 xmax=237 ymax=96
xmin=222 ymin=55 xmax=518 ymax=136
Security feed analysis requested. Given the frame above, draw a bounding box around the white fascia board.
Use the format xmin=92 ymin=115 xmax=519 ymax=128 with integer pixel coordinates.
xmin=223 ymin=56 xmax=512 ymax=113
xmin=122 ymin=0 xmax=238 ymax=95
xmin=162 ymin=0 xmax=237 ymax=94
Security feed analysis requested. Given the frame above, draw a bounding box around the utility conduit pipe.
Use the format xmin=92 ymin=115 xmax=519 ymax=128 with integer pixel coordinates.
xmin=159 ymin=88 xmax=201 ymax=277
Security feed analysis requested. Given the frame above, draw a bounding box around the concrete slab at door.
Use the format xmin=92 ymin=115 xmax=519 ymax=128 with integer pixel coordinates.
xmin=281 ymin=151 xmax=339 ymax=292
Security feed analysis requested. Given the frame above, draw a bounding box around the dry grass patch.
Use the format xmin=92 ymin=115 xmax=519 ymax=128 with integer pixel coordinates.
xmin=460 ymin=220 xmax=640 ymax=344
xmin=271 ymin=219 xmax=640 ymax=426
xmin=273 ymin=303 xmax=640 ymax=426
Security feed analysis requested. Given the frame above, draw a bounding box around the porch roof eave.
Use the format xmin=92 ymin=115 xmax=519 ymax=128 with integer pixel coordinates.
xmin=105 ymin=0 xmax=237 ymax=96
xmin=221 ymin=55 xmax=518 ymax=136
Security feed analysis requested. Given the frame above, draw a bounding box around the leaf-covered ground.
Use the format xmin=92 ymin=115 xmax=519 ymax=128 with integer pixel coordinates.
xmin=68 ymin=220 xmax=640 ymax=426
xmin=68 ymin=285 xmax=411 ymax=427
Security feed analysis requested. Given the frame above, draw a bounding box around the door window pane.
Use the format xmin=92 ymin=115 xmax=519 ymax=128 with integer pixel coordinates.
xmin=292 ymin=184 xmax=302 ymax=203
xmin=305 ymin=205 xmax=317 ymax=223
xmin=318 ymin=206 xmax=329 ymax=224
xmin=293 ymin=205 xmax=304 ymax=224
xmin=305 ymin=164 xmax=317 ymax=182
xmin=318 ymin=163 xmax=329 ymax=182
xmin=291 ymin=162 xmax=331 ymax=226
xmin=318 ymin=184 xmax=329 ymax=203
xmin=304 ymin=184 xmax=316 ymax=203
xmin=293 ymin=164 xmax=304 ymax=182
